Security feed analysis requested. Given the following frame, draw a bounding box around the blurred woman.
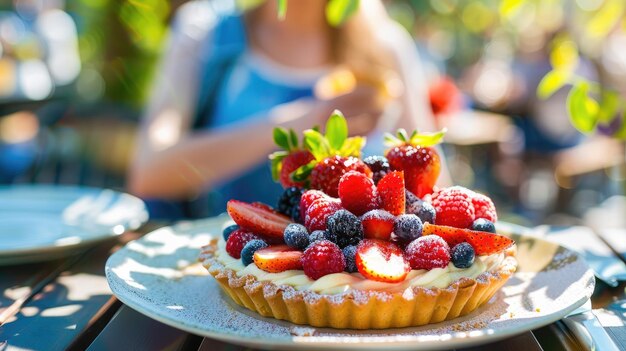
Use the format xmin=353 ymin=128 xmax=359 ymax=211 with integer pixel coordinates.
xmin=128 ymin=0 xmax=442 ymax=218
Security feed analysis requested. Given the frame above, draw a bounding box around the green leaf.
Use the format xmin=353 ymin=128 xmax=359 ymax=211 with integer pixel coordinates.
xmin=277 ymin=0 xmax=287 ymax=19
xmin=383 ymin=133 xmax=399 ymax=146
xmin=273 ymin=127 xmax=290 ymax=150
xmin=303 ymin=129 xmax=331 ymax=160
xmin=410 ymin=129 xmax=447 ymax=147
xmin=396 ymin=129 xmax=409 ymax=142
xmin=597 ymin=90 xmax=621 ymax=123
xmin=325 ymin=110 xmax=348 ymax=151
xmin=289 ymin=129 xmax=299 ymax=149
xmin=326 ymin=0 xmax=359 ymax=27
xmin=338 ymin=136 xmax=366 ymax=157
xmin=567 ymin=82 xmax=599 ymax=133
xmin=537 ymin=70 xmax=569 ymax=100
xmin=291 ymin=160 xmax=316 ymax=182
xmin=269 ymin=151 xmax=288 ymax=181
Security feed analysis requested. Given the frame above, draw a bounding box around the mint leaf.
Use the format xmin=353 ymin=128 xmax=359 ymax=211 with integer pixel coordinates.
xmin=410 ymin=129 xmax=446 ymax=147
xmin=291 ymin=160 xmax=316 ymax=182
xmin=325 ymin=110 xmax=348 ymax=151
xmin=339 ymin=136 xmax=366 ymax=157
xmin=304 ymin=129 xmax=331 ymax=160
xmin=537 ymin=70 xmax=569 ymax=100
xmin=289 ymin=129 xmax=299 ymax=149
xmin=273 ymin=127 xmax=290 ymax=150
xmin=567 ymin=82 xmax=598 ymax=133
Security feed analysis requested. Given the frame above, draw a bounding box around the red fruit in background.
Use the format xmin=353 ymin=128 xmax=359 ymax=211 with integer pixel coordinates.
xmin=431 ymin=186 xmax=475 ymax=228
xmin=355 ymin=239 xmax=410 ymax=283
xmin=279 ymin=151 xmax=315 ymax=188
xmin=269 ymin=127 xmax=315 ymax=188
xmin=377 ymin=171 xmax=406 ymax=216
xmin=361 ymin=210 xmax=395 ymax=240
xmin=422 ymin=223 xmax=514 ymax=256
xmin=338 ymin=171 xmax=379 ymax=216
xmin=310 ymin=156 xmax=372 ymax=197
xmin=429 ymin=76 xmax=462 ymax=116
xmin=226 ymin=230 xmax=261 ymax=259
xmin=253 ymin=245 xmax=303 ymax=273
xmin=304 ymin=197 xmax=342 ymax=232
xmin=227 ymin=200 xmax=292 ymax=240
xmin=385 ymin=129 xmax=444 ymax=198
xmin=301 ymin=240 xmax=345 ymax=280
xmin=405 ymin=236 xmax=451 ymax=270
xmin=472 ymin=193 xmax=498 ymax=222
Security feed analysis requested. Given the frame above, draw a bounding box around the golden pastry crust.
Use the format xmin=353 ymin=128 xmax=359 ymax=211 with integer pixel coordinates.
xmin=199 ymin=239 xmax=517 ymax=329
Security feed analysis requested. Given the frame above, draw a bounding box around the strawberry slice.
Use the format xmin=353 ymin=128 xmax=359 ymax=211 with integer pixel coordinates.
xmin=377 ymin=171 xmax=406 ymax=216
xmin=360 ymin=209 xmax=395 ymax=240
xmin=227 ymin=200 xmax=292 ymax=239
xmin=253 ymin=245 xmax=303 ymax=273
xmin=355 ymin=239 xmax=410 ymax=283
xmin=251 ymin=202 xmax=280 ymax=214
xmin=422 ymin=223 xmax=514 ymax=255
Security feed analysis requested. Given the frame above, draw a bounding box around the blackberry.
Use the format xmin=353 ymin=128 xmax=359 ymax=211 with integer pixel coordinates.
xmin=222 ymin=224 xmax=239 ymax=241
xmin=342 ymin=245 xmax=358 ymax=273
xmin=284 ymin=223 xmax=309 ymax=250
xmin=326 ymin=209 xmax=363 ymax=248
xmin=472 ymin=218 xmax=496 ymax=233
xmin=277 ymin=187 xmax=304 ymax=220
xmin=451 ymin=242 xmax=475 ymax=268
xmin=394 ymin=214 xmax=423 ymax=241
xmin=290 ymin=204 xmax=302 ymax=224
xmin=363 ymin=155 xmax=390 ymax=184
xmin=241 ymin=239 xmax=268 ymax=266
xmin=309 ymin=230 xmax=333 ymax=245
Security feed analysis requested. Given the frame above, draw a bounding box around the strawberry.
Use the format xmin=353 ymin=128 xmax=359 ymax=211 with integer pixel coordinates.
xmin=269 ymin=128 xmax=315 ymax=188
xmin=225 ymin=230 xmax=261 ymax=259
xmin=227 ymin=200 xmax=292 ymax=240
xmin=253 ymin=245 xmax=303 ymax=273
xmin=377 ymin=171 xmax=405 ymax=216
xmin=304 ymin=197 xmax=342 ymax=232
xmin=338 ymin=171 xmax=379 ymax=216
xmin=384 ymin=129 xmax=445 ymax=198
xmin=251 ymin=202 xmax=280 ymax=214
xmin=301 ymin=240 xmax=345 ymax=279
xmin=355 ymin=239 xmax=410 ymax=283
xmin=360 ymin=210 xmax=395 ymax=240
xmin=292 ymin=110 xmax=370 ymax=197
xmin=472 ymin=192 xmax=498 ymax=222
xmin=422 ymin=223 xmax=514 ymax=256
xmin=431 ymin=186 xmax=475 ymax=228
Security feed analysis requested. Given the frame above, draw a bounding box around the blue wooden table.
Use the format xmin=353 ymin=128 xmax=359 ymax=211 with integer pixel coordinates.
xmin=1 ymin=223 xmax=625 ymax=351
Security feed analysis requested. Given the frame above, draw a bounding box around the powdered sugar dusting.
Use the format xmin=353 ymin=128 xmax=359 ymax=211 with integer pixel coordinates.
xmin=106 ymin=218 xmax=594 ymax=350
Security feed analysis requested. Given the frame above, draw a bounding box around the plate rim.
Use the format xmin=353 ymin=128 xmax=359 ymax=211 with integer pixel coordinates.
xmin=0 ymin=184 xmax=148 ymax=261
xmin=105 ymin=219 xmax=595 ymax=350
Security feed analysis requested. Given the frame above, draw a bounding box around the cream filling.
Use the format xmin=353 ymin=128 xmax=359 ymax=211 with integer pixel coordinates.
xmin=214 ymin=240 xmax=504 ymax=295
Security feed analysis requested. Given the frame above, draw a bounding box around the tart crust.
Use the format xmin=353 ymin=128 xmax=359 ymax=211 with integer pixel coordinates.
xmin=200 ymin=239 xmax=517 ymax=329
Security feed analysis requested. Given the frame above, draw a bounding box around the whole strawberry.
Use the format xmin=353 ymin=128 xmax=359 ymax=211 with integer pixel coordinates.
xmin=385 ymin=129 xmax=445 ymax=198
xmin=269 ymin=127 xmax=315 ymax=188
xmin=292 ymin=110 xmax=371 ymax=197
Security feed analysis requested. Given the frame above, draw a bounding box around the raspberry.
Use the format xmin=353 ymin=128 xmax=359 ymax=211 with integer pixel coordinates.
xmin=338 ymin=171 xmax=379 ymax=216
xmin=301 ymin=240 xmax=345 ymax=279
xmin=222 ymin=224 xmax=239 ymax=241
xmin=394 ymin=214 xmax=423 ymax=241
xmin=451 ymin=242 xmax=475 ymax=268
xmin=304 ymin=197 xmax=341 ymax=232
xmin=326 ymin=209 xmax=364 ymax=248
xmin=363 ymin=155 xmax=390 ymax=184
xmin=361 ymin=209 xmax=395 ymax=240
xmin=405 ymin=235 xmax=451 ymax=270
xmin=241 ymin=239 xmax=268 ymax=266
xmin=472 ymin=218 xmax=496 ymax=233
xmin=225 ymin=229 xmax=261 ymax=259
xmin=431 ymin=187 xmax=475 ymax=228
xmin=283 ymin=223 xmax=310 ymax=250
xmin=342 ymin=245 xmax=358 ymax=273
xmin=299 ymin=190 xmax=327 ymax=222
xmin=472 ymin=193 xmax=497 ymax=222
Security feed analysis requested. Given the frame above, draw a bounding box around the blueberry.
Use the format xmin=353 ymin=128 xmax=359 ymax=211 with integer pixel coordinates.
xmin=326 ymin=209 xmax=364 ymax=248
xmin=394 ymin=214 xmax=423 ymax=241
xmin=472 ymin=218 xmax=496 ymax=233
xmin=342 ymin=245 xmax=358 ymax=273
xmin=241 ymin=239 xmax=268 ymax=266
xmin=284 ymin=223 xmax=309 ymax=250
xmin=451 ymin=242 xmax=475 ymax=268
xmin=363 ymin=156 xmax=390 ymax=183
xmin=309 ymin=230 xmax=330 ymax=244
xmin=222 ymin=224 xmax=239 ymax=241
xmin=416 ymin=202 xmax=436 ymax=224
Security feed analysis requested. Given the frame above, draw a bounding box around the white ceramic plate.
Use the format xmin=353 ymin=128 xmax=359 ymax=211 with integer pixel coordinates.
xmin=106 ymin=218 xmax=594 ymax=350
xmin=0 ymin=184 xmax=148 ymax=265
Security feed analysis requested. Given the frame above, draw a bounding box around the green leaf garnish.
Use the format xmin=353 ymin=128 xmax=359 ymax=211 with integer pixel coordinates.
xmin=269 ymin=151 xmax=288 ymax=180
xmin=303 ymin=129 xmax=331 ymax=160
xmin=291 ymin=160 xmax=316 ymax=182
xmin=567 ymin=82 xmax=598 ymax=133
xmin=338 ymin=136 xmax=366 ymax=157
xmin=289 ymin=129 xmax=299 ymax=149
xmin=537 ymin=70 xmax=569 ymax=100
xmin=325 ymin=110 xmax=348 ymax=151
xmin=273 ymin=127 xmax=290 ymax=150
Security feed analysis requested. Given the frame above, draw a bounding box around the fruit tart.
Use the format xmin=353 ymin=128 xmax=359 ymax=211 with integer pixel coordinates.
xmin=200 ymin=111 xmax=517 ymax=329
